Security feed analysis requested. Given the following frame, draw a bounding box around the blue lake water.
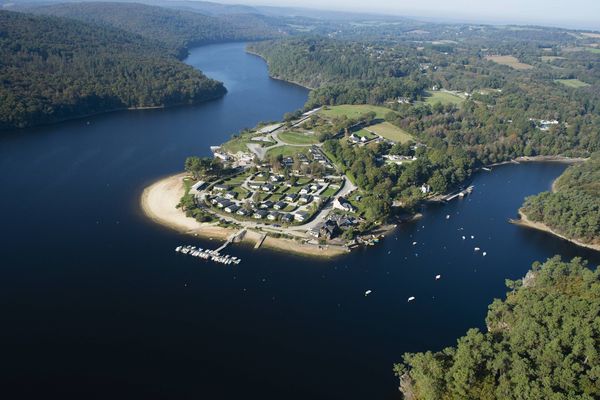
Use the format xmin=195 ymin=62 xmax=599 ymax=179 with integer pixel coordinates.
xmin=0 ymin=42 xmax=598 ymax=399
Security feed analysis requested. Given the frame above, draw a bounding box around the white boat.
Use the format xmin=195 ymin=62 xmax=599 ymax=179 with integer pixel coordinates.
xmin=462 ymin=236 xmax=466 ymax=240
xmin=435 ymin=274 xmax=441 ymax=280
xmin=483 ymin=252 xmax=487 ymax=256
xmin=470 ymin=235 xmax=475 ymax=239
xmin=412 ymin=241 xmax=417 ymax=245
xmin=446 ymin=215 xmax=450 ymax=219
xmin=408 ymin=296 xmax=415 ymax=302
xmin=365 ymin=290 xmax=372 ymax=296
xmin=474 ymin=247 xmax=480 ymax=251
xmin=175 ymin=246 xmax=182 ymax=252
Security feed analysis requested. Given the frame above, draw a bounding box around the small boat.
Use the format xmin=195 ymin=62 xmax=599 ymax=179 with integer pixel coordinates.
xmin=365 ymin=290 xmax=372 ymax=296
xmin=482 ymin=167 xmax=492 ymax=172
xmin=175 ymin=246 xmax=182 ymax=252
xmin=470 ymin=235 xmax=475 ymax=239
xmin=412 ymin=241 xmax=417 ymax=245
xmin=462 ymin=236 xmax=466 ymax=240
xmin=446 ymin=214 xmax=450 ymax=219
xmin=435 ymin=274 xmax=441 ymax=280
xmin=474 ymin=247 xmax=480 ymax=251
xmin=483 ymin=252 xmax=487 ymax=256
xmin=408 ymin=296 xmax=415 ymax=302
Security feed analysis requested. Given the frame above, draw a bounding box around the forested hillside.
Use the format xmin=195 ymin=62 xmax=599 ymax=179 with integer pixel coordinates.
xmin=28 ymin=2 xmax=284 ymax=57
xmin=521 ymin=154 xmax=600 ymax=246
xmin=0 ymin=10 xmax=226 ymax=130
xmin=394 ymin=256 xmax=600 ymax=400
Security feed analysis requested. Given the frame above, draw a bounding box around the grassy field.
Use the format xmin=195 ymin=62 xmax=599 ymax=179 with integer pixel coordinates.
xmin=222 ymin=134 xmax=274 ymax=153
xmin=485 ymin=55 xmax=534 ymax=70
xmin=424 ymin=90 xmax=465 ymax=106
xmin=541 ymin=56 xmax=565 ymax=62
xmin=265 ymin=145 xmax=310 ymax=159
xmin=366 ymin=122 xmax=413 ymax=143
xmin=319 ymin=104 xmax=391 ymax=119
xmin=354 ymin=129 xmax=377 ymax=139
xmin=586 ymin=47 xmax=600 ymax=54
xmin=278 ymin=131 xmax=319 ymax=145
xmin=555 ymin=79 xmax=590 ymax=88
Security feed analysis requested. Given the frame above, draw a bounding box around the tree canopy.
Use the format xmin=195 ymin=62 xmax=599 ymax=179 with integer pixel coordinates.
xmin=395 ymin=256 xmax=600 ymax=400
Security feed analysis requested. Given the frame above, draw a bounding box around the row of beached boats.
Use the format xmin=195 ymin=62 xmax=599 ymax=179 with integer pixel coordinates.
xmin=175 ymin=245 xmax=241 ymax=265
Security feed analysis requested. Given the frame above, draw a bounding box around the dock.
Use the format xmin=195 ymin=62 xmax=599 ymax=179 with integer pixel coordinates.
xmin=174 ymin=229 xmax=246 ymax=266
xmin=254 ymin=233 xmax=267 ymax=249
xmin=443 ymin=185 xmax=474 ymax=202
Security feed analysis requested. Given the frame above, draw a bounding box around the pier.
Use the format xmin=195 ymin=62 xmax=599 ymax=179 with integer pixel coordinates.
xmin=443 ymin=185 xmax=474 ymax=202
xmin=254 ymin=233 xmax=267 ymax=249
xmin=175 ymin=229 xmax=246 ymax=265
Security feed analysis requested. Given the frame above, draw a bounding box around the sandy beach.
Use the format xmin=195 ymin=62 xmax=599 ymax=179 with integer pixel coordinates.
xmin=512 ymin=210 xmax=600 ymax=252
xmin=140 ymin=173 xmax=348 ymax=258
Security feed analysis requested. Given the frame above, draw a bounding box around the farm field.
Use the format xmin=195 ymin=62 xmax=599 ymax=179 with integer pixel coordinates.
xmin=319 ymin=104 xmax=391 ymax=119
xmin=555 ymin=79 xmax=590 ymax=88
xmin=485 ymin=55 xmax=534 ymax=70
xmin=366 ymin=122 xmax=413 ymax=143
xmin=278 ymin=131 xmax=320 ymax=145
xmin=424 ymin=90 xmax=465 ymax=106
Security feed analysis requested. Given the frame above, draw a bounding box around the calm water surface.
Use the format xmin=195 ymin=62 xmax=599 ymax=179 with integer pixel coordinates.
xmin=0 ymin=42 xmax=598 ymax=399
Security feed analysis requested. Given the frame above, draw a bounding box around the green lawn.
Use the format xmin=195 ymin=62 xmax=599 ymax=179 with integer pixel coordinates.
xmin=366 ymin=122 xmax=414 ymax=143
xmin=319 ymin=104 xmax=391 ymax=119
xmin=555 ymin=79 xmax=590 ymax=88
xmin=321 ymin=185 xmax=340 ymax=198
xmin=265 ymin=145 xmax=310 ymax=159
xmin=424 ymin=90 xmax=465 ymax=106
xmin=221 ymin=134 xmax=274 ymax=153
xmin=278 ymin=131 xmax=320 ymax=145
xmin=354 ymin=129 xmax=377 ymax=139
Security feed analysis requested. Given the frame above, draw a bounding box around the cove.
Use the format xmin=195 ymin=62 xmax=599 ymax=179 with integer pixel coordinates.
xmin=0 ymin=42 xmax=598 ymax=399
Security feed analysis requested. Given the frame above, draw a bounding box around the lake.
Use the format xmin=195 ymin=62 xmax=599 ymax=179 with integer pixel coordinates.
xmin=0 ymin=42 xmax=598 ymax=399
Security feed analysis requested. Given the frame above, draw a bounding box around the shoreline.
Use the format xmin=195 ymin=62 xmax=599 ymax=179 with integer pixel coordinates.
xmin=487 ymin=155 xmax=587 ymax=168
xmin=511 ymin=210 xmax=600 ymax=252
xmin=245 ymin=49 xmax=316 ymax=90
xmin=140 ymin=173 xmax=349 ymax=258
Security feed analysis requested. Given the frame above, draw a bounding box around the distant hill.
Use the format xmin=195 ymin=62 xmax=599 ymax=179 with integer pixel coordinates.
xmin=0 ymin=10 xmax=226 ymax=130
xmin=27 ymin=2 xmax=286 ymax=57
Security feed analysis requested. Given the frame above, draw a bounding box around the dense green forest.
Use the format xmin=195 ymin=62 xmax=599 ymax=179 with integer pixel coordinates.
xmin=521 ymin=154 xmax=600 ymax=245
xmin=0 ymin=10 xmax=226 ymax=130
xmin=394 ymin=256 xmax=600 ymax=400
xmin=28 ymin=2 xmax=285 ymax=58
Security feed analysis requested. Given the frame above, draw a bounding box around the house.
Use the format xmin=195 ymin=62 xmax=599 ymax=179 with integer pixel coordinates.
xmin=420 ymin=184 xmax=431 ymax=194
xmin=282 ymin=156 xmax=294 ymax=167
xmin=334 ymin=197 xmax=356 ymax=213
xmin=253 ymin=210 xmax=268 ymax=219
xmin=294 ymin=211 xmax=310 ymax=222
xmin=349 ymin=134 xmax=360 ymax=143
xmin=224 ymin=204 xmax=240 ymax=213
xmin=248 ymin=182 xmax=262 ymax=190
xmin=299 ymin=185 xmax=311 ymax=195
xmin=270 ymin=175 xmax=283 ymax=182
xmin=224 ymin=191 xmax=237 ymax=200
xmin=236 ymin=208 xmax=251 ymax=216
xmin=281 ymin=214 xmax=294 ymax=223
xmin=310 ymin=183 xmax=320 ymax=191
xmin=284 ymin=193 xmax=298 ymax=202
xmin=216 ymin=198 xmax=232 ymax=208
xmin=299 ymin=194 xmax=312 ymax=204
xmin=267 ymin=211 xmax=280 ymax=221
xmin=273 ymin=201 xmax=287 ymax=210
xmin=213 ymin=184 xmax=230 ymax=192
xmin=259 ymin=200 xmax=274 ymax=209
xmin=262 ymin=183 xmax=276 ymax=192
xmin=320 ymin=220 xmax=338 ymax=239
